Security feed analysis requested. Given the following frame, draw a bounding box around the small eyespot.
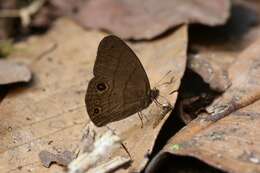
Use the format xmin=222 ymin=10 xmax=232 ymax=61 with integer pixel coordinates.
xmin=93 ymin=107 xmax=101 ymax=114
xmin=94 ymin=100 xmax=100 ymax=105
xmin=96 ymin=82 xmax=108 ymax=93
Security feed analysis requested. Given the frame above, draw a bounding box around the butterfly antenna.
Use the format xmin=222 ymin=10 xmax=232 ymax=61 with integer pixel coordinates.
xmin=154 ymin=70 xmax=172 ymax=88
xmin=121 ymin=142 xmax=132 ymax=159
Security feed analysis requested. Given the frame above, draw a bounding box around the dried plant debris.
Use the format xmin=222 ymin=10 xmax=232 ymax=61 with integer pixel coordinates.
xmin=206 ymin=39 xmax=260 ymax=121
xmin=87 ymin=156 xmax=131 ymax=173
xmin=51 ymin=0 xmax=230 ymax=39
xmin=0 ymin=60 xmax=31 ymax=85
xmin=177 ymin=70 xmax=220 ymax=124
xmin=180 ymin=93 xmax=216 ymax=124
xmin=68 ymin=129 xmax=123 ymax=173
xmin=187 ymin=0 xmax=260 ymax=93
xmin=147 ymin=38 xmax=260 ymax=173
xmin=188 ymin=53 xmax=231 ymax=92
xmin=0 ymin=0 xmax=47 ymax=28
xmin=0 ymin=19 xmax=187 ymax=173
xmin=158 ymin=98 xmax=260 ymax=173
xmin=39 ymin=150 xmax=74 ymax=168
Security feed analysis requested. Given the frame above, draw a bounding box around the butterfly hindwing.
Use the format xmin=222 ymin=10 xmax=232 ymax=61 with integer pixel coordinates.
xmin=85 ymin=35 xmax=152 ymax=126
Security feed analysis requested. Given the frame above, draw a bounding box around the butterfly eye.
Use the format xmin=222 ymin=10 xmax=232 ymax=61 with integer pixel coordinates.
xmin=93 ymin=107 xmax=102 ymax=114
xmin=96 ymin=82 xmax=108 ymax=93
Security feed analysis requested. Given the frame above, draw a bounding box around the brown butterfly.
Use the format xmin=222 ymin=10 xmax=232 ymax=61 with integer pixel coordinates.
xmin=85 ymin=35 xmax=159 ymax=127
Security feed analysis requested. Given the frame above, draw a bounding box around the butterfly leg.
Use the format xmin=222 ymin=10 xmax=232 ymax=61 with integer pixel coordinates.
xmin=154 ymin=93 xmax=174 ymax=110
xmin=121 ymin=142 xmax=132 ymax=159
xmin=154 ymin=98 xmax=164 ymax=108
xmin=105 ymin=126 xmax=132 ymax=159
xmin=138 ymin=112 xmax=144 ymax=128
xmin=141 ymin=111 xmax=149 ymax=121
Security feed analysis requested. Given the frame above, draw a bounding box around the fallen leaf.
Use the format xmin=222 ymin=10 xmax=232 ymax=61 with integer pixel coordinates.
xmin=151 ymin=99 xmax=260 ymax=173
xmin=39 ymin=150 xmax=74 ymax=167
xmin=0 ymin=19 xmax=98 ymax=173
xmin=178 ymin=0 xmax=260 ymax=124
xmin=0 ymin=60 xmax=31 ymax=85
xmin=206 ymin=38 xmax=260 ymax=121
xmin=0 ymin=18 xmax=187 ymax=173
xmin=188 ymin=53 xmax=231 ymax=92
xmin=146 ymin=36 xmax=260 ymax=173
xmin=51 ymin=0 xmax=230 ymax=39
xmin=188 ymin=0 xmax=260 ymax=92
xmin=68 ymin=129 xmax=123 ymax=173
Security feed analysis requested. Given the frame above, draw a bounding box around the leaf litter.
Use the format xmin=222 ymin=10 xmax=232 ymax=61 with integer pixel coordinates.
xmin=177 ymin=0 xmax=260 ymax=125
xmin=147 ymin=25 xmax=260 ymax=173
xmin=0 ymin=18 xmax=188 ymax=173
xmin=0 ymin=60 xmax=31 ymax=85
xmin=50 ymin=0 xmax=230 ymax=39
xmin=1 ymin=0 xmax=260 ymax=172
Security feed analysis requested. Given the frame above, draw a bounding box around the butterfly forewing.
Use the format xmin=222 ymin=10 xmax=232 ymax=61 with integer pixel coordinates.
xmin=85 ymin=35 xmax=153 ymax=127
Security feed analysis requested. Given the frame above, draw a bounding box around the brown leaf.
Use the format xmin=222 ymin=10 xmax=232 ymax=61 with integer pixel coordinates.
xmin=188 ymin=0 xmax=260 ymax=92
xmin=206 ymin=39 xmax=260 ymax=121
xmin=147 ymin=37 xmax=260 ymax=173
xmin=188 ymin=52 xmax=231 ymax=92
xmin=0 ymin=60 xmax=31 ymax=85
xmin=156 ymin=99 xmax=260 ymax=173
xmin=51 ymin=0 xmax=230 ymax=39
xmin=178 ymin=0 xmax=260 ymax=124
xmin=0 ymin=18 xmax=187 ymax=173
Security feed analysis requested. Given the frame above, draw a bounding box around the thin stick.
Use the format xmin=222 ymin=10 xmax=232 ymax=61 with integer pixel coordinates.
xmin=0 ymin=0 xmax=46 ymax=27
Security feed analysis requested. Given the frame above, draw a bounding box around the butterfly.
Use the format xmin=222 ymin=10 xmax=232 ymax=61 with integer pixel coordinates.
xmin=85 ymin=35 xmax=159 ymax=127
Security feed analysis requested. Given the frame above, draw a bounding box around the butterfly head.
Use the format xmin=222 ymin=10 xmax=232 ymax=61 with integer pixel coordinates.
xmin=150 ymin=88 xmax=159 ymax=101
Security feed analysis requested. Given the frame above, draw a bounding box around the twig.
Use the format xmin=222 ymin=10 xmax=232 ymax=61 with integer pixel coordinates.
xmin=68 ymin=130 xmax=121 ymax=173
xmin=88 ymin=156 xmax=131 ymax=173
xmin=0 ymin=0 xmax=46 ymax=27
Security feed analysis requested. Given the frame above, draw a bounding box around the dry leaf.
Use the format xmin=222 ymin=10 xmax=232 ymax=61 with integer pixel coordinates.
xmin=188 ymin=53 xmax=231 ymax=92
xmin=51 ymin=0 xmax=230 ymax=39
xmin=68 ymin=129 xmax=123 ymax=173
xmin=206 ymin=38 xmax=260 ymax=121
xmin=0 ymin=60 xmax=31 ymax=85
xmin=188 ymin=0 xmax=260 ymax=92
xmin=146 ymin=37 xmax=260 ymax=173
xmin=152 ymin=98 xmax=260 ymax=173
xmin=39 ymin=150 xmax=74 ymax=167
xmin=0 ymin=18 xmax=187 ymax=173
xmin=178 ymin=0 xmax=260 ymax=124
